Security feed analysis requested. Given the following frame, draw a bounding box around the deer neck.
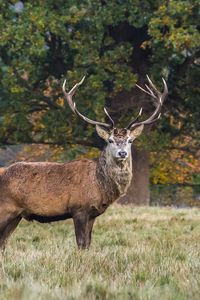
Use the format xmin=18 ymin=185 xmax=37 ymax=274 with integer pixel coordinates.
xmin=96 ymin=148 xmax=132 ymax=202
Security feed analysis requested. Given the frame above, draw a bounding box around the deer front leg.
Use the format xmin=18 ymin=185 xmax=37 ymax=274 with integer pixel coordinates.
xmin=85 ymin=217 xmax=95 ymax=248
xmin=73 ymin=212 xmax=88 ymax=249
xmin=73 ymin=212 xmax=95 ymax=249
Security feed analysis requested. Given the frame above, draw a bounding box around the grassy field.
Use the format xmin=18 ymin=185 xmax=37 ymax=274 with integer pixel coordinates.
xmin=0 ymin=205 xmax=200 ymax=300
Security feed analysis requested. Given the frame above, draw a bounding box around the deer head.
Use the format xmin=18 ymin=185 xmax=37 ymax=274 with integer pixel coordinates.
xmin=62 ymin=75 xmax=168 ymax=161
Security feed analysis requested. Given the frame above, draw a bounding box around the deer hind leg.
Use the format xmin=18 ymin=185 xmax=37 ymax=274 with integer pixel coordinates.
xmin=0 ymin=210 xmax=21 ymax=249
xmin=73 ymin=213 xmax=96 ymax=249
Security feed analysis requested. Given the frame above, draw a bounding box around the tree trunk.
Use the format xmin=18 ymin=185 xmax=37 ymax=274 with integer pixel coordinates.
xmin=108 ymin=22 xmax=152 ymax=205
xmin=119 ymin=147 xmax=150 ymax=205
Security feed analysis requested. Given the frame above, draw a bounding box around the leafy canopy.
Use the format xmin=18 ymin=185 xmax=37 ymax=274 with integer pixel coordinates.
xmin=0 ymin=0 xmax=199 ymax=155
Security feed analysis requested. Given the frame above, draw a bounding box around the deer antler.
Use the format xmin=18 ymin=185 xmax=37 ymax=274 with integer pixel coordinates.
xmin=62 ymin=77 xmax=114 ymax=128
xmin=126 ymin=75 xmax=168 ymax=130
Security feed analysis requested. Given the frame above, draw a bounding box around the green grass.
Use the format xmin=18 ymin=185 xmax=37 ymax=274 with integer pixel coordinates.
xmin=1 ymin=205 xmax=200 ymax=300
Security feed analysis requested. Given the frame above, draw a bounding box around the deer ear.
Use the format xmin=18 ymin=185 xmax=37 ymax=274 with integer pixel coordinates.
xmin=96 ymin=125 xmax=110 ymax=140
xmin=129 ymin=124 xmax=144 ymax=140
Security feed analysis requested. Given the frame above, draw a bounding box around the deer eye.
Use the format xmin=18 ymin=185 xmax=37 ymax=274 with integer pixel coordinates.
xmin=108 ymin=138 xmax=114 ymax=143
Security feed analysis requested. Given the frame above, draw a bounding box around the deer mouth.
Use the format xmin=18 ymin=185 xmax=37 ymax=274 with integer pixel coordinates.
xmin=115 ymin=155 xmax=128 ymax=162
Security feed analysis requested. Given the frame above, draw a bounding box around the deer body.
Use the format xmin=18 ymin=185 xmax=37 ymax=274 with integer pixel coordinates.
xmin=0 ymin=153 xmax=131 ymax=219
xmin=2 ymin=160 xmax=101 ymax=218
xmin=0 ymin=75 xmax=167 ymax=249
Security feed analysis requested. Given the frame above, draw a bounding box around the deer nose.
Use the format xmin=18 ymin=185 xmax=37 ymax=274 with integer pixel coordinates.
xmin=118 ymin=151 xmax=127 ymax=158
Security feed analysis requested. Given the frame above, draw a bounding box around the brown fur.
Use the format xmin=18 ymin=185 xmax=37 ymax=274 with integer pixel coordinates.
xmin=0 ymin=168 xmax=5 ymax=176
xmin=0 ymin=148 xmax=132 ymax=249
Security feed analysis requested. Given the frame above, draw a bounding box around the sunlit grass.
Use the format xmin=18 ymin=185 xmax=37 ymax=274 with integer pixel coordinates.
xmin=0 ymin=205 xmax=200 ymax=300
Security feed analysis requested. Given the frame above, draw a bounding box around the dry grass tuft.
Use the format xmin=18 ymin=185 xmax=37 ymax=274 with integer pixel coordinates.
xmin=1 ymin=205 xmax=200 ymax=300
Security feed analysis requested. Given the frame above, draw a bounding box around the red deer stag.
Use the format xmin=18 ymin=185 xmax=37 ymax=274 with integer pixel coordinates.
xmin=0 ymin=76 xmax=168 ymax=249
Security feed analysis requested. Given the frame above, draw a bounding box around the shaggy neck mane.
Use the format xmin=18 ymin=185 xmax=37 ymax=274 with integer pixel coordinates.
xmin=96 ymin=147 xmax=132 ymax=203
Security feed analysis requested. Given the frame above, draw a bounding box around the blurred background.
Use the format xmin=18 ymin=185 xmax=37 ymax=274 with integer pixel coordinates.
xmin=0 ymin=0 xmax=199 ymax=207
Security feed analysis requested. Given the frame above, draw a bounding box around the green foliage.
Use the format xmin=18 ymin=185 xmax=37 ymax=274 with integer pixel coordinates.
xmin=192 ymin=174 xmax=200 ymax=185
xmin=0 ymin=0 xmax=199 ymax=154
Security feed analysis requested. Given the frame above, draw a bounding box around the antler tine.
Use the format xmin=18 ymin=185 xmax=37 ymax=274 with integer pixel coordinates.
xmin=62 ymin=78 xmax=79 ymax=113
xmin=147 ymin=75 xmax=168 ymax=104
xmin=62 ymin=77 xmax=113 ymax=128
xmin=161 ymin=77 xmax=168 ymax=103
xmin=126 ymin=76 xmax=168 ymax=130
xmin=146 ymin=75 xmax=159 ymax=94
xmin=104 ymin=107 xmax=115 ymax=127
xmin=68 ymin=76 xmax=86 ymax=96
xmin=126 ymin=108 xmax=143 ymax=130
xmin=145 ymin=84 xmax=156 ymax=98
xmin=135 ymin=83 xmax=155 ymax=98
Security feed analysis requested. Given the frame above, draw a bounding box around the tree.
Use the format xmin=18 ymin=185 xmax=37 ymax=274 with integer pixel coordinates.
xmin=0 ymin=0 xmax=199 ymax=204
